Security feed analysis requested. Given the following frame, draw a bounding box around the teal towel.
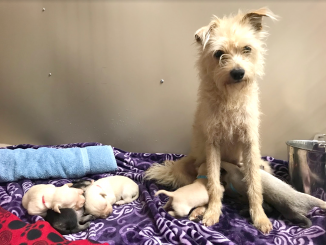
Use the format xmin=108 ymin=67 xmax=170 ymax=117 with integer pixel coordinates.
xmin=0 ymin=145 xmax=117 ymax=182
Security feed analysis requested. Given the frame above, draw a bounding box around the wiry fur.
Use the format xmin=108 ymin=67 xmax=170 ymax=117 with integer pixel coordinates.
xmin=145 ymin=7 xmax=278 ymax=233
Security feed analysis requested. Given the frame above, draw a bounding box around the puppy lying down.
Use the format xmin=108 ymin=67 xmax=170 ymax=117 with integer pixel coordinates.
xmin=22 ymin=183 xmax=85 ymax=217
xmin=155 ymin=163 xmax=209 ymax=218
xmin=44 ymin=180 xmax=94 ymax=235
xmin=156 ymin=162 xmax=326 ymax=227
xmin=84 ymin=176 xmax=139 ymax=218
xmin=45 ymin=208 xmax=94 ymax=235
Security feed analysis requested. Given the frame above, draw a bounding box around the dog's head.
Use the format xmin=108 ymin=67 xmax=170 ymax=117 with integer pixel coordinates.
xmin=195 ymin=8 xmax=277 ymax=94
xmin=84 ymin=183 xmax=113 ymax=218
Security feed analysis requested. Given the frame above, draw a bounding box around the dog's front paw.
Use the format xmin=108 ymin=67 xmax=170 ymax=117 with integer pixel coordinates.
xmin=253 ymin=213 xmax=273 ymax=234
xmin=202 ymin=208 xmax=222 ymax=227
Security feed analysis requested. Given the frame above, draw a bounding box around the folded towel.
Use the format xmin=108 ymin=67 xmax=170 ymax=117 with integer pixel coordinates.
xmin=0 ymin=145 xmax=117 ymax=182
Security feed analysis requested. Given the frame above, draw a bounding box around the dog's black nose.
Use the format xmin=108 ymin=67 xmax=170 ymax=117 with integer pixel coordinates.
xmin=230 ymin=68 xmax=245 ymax=81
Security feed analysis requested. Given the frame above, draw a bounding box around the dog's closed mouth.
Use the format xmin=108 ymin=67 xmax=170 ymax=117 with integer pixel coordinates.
xmin=226 ymin=79 xmax=246 ymax=85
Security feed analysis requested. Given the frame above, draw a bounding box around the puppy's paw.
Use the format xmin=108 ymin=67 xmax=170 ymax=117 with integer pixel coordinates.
xmin=115 ymin=200 xmax=125 ymax=205
xmin=189 ymin=206 xmax=207 ymax=222
xmin=253 ymin=213 xmax=273 ymax=234
xmin=202 ymin=208 xmax=222 ymax=227
xmin=168 ymin=211 xmax=176 ymax=217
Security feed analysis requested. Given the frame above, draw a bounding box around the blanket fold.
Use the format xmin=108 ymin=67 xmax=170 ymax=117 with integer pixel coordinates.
xmin=0 ymin=145 xmax=117 ymax=182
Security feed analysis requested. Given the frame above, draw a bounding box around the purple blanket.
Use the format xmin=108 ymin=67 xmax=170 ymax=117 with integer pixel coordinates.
xmin=0 ymin=142 xmax=325 ymax=245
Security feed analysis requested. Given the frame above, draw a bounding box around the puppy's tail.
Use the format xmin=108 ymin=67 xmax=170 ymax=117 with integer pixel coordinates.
xmin=144 ymin=156 xmax=197 ymax=189
xmin=308 ymin=195 xmax=326 ymax=210
xmin=131 ymin=190 xmax=140 ymax=202
xmin=155 ymin=190 xmax=174 ymax=197
xmin=318 ymin=200 xmax=326 ymax=210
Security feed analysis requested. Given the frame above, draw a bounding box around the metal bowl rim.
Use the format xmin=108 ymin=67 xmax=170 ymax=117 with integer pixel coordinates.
xmin=286 ymin=140 xmax=325 ymax=152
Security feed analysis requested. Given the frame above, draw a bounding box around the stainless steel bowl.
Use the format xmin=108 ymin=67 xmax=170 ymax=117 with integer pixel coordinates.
xmin=286 ymin=134 xmax=326 ymax=196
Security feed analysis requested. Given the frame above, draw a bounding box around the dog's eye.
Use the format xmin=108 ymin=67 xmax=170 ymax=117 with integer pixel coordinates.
xmin=243 ymin=46 xmax=251 ymax=53
xmin=214 ymin=50 xmax=225 ymax=59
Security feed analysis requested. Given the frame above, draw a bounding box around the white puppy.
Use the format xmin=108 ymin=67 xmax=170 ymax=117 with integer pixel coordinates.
xmin=155 ymin=163 xmax=210 ymax=217
xmin=22 ymin=183 xmax=85 ymax=217
xmin=84 ymin=176 xmax=139 ymax=218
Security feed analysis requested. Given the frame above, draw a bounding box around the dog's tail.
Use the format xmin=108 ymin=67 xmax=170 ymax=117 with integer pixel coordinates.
xmin=155 ymin=190 xmax=174 ymax=197
xmin=144 ymin=156 xmax=197 ymax=189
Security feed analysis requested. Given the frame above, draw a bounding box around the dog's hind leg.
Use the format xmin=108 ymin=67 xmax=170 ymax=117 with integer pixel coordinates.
xmin=79 ymin=214 xmax=94 ymax=224
xmin=284 ymin=211 xmax=312 ymax=228
xmin=144 ymin=155 xmax=197 ymax=188
xmin=168 ymin=211 xmax=177 ymax=217
xmin=70 ymin=222 xmax=91 ymax=234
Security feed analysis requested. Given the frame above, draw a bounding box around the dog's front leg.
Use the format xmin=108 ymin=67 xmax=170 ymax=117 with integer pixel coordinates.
xmin=242 ymin=141 xmax=273 ymax=234
xmin=202 ymin=141 xmax=224 ymax=226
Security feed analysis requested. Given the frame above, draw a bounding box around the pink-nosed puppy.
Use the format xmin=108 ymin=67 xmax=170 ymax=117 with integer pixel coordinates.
xmin=155 ymin=163 xmax=211 ymax=217
xmin=84 ymin=176 xmax=139 ymax=218
xmin=22 ymin=183 xmax=85 ymax=217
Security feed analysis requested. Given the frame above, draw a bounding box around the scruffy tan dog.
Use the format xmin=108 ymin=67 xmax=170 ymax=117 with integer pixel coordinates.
xmin=155 ymin=163 xmax=210 ymax=217
xmin=145 ymin=8 xmax=277 ymax=233
xmin=22 ymin=183 xmax=85 ymax=217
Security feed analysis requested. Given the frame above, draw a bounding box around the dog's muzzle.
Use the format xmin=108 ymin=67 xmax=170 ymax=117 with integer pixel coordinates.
xmin=230 ymin=68 xmax=245 ymax=82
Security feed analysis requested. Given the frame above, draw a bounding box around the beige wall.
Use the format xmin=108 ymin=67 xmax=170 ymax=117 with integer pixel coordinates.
xmin=0 ymin=1 xmax=325 ymax=160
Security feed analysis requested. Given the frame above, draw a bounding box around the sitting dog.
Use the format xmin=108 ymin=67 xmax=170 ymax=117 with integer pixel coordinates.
xmin=145 ymin=7 xmax=278 ymax=233
xmin=189 ymin=162 xmax=326 ymax=228
xmin=84 ymin=176 xmax=139 ymax=218
xmin=155 ymin=163 xmax=210 ymax=217
xmin=22 ymin=183 xmax=85 ymax=217
xmin=45 ymin=208 xmax=94 ymax=235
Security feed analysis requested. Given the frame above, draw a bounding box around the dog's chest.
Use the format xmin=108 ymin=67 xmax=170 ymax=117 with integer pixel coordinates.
xmin=207 ymin=108 xmax=250 ymax=141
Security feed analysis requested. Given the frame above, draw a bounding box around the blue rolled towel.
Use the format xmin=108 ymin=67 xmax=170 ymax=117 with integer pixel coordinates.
xmin=0 ymin=145 xmax=117 ymax=182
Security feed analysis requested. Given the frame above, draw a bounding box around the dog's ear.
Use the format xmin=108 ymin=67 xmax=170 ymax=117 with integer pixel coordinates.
xmin=195 ymin=19 xmax=219 ymax=48
xmin=242 ymin=7 xmax=278 ymax=31
xmin=65 ymin=183 xmax=73 ymax=187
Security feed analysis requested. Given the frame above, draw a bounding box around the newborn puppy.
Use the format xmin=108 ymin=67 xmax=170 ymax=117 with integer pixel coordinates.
xmin=22 ymin=183 xmax=85 ymax=217
xmin=155 ymin=163 xmax=210 ymax=217
xmin=84 ymin=176 xmax=139 ymax=218
xmin=44 ymin=180 xmax=94 ymax=235
xmin=221 ymin=161 xmax=326 ymax=227
xmin=45 ymin=208 xmax=94 ymax=235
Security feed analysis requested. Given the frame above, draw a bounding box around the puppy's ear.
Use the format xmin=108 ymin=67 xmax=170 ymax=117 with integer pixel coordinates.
xmin=53 ymin=204 xmax=61 ymax=213
xmin=242 ymin=7 xmax=278 ymax=31
xmin=195 ymin=19 xmax=219 ymax=48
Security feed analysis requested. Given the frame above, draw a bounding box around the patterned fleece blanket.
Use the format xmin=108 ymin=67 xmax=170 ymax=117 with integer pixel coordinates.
xmin=0 ymin=142 xmax=325 ymax=245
